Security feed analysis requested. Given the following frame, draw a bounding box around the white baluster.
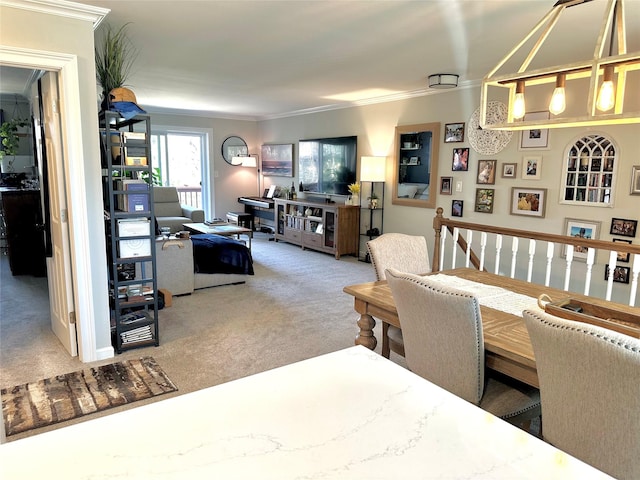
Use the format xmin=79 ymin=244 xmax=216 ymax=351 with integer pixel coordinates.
xmin=439 ymin=227 xmax=447 ymax=272
xmin=564 ymin=245 xmax=574 ymax=291
xmin=584 ymin=247 xmax=595 ymax=296
xmin=605 ymin=250 xmax=617 ymax=301
xmin=630 ymin=253 xmax=640 ymax=307
xmin=510 ymin=237 xmax=519 ymax=278
xmin=527 ymin=239 xmax=536 ymax=282
xmin=451 ymin=227 xmax=459 ymax=269
xmin=544 ymin=242 xmax=554 ymax=286
xmin=494 ymin=235 xmax=502 ymax=275
xmin=479 ymin=232 xmax=487 ymax=271
xmin=465 ymin=230 xmax=473 ymax=268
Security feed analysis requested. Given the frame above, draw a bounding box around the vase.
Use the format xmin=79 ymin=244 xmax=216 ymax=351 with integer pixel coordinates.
xmin=351 ymin=194 xmax=359 ymax=206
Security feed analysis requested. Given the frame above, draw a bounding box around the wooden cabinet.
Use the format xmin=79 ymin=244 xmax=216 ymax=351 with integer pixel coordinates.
xmin=1 ymin=189 xmax=46 ymax=276
xmin=274 ymin=198 xmax=359 ymax=259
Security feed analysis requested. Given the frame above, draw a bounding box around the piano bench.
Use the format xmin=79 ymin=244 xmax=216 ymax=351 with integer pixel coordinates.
xmin=226 ymin=211 xmax=253 ymax=231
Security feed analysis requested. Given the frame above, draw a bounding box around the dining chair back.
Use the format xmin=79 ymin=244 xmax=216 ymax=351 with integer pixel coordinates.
xmin=523 ymin=309 xmax=640 ymax=480
xmin=366 ymin=233 xmax=431 ymax=358
xmin=386 ymin=269 xmax=540 ymax=426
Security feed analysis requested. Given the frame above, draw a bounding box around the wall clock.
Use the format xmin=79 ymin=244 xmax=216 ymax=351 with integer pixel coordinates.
xmin=467 ymin=101 xmax=513 ymax=155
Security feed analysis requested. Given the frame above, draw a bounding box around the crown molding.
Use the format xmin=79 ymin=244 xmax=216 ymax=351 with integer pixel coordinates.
xmin=2 ymin=0 xmax=109 ymax=29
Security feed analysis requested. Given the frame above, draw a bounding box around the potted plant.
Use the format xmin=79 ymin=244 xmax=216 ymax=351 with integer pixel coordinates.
xmin=348 ymin=182 xmax=360 ymax=205
xmin=368 ymin=191 xmax=379 ymax=209
xmin=0 ymin=118 xmax=29 ymax=170
xmin=95 ymin=23 xmax=137 ymax=109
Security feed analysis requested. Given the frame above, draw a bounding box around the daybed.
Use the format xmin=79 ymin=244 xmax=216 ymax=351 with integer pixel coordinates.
xmin=154 ymin=233 xmax=254 ymax=295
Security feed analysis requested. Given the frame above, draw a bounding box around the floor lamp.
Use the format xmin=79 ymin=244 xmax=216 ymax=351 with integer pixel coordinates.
xmin=234 ymin=154 xmax=261 ymax=197
xmin=360 ymin=156 xmax=386 ymax=261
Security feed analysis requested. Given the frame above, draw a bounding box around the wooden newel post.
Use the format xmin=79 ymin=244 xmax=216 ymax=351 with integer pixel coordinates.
xmin=433 ymin=207 xmax=444 ymax=272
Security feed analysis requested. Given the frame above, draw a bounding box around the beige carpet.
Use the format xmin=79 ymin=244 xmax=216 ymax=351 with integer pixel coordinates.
xmin=1 ymin=357 xmax=177 ymax=436
xmin=1 ymin=233 xmax=396 ymax=440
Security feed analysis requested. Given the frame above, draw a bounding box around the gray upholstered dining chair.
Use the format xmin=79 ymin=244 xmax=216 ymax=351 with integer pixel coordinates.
xmin=523 ymin=309 xmax=640 ymax=480
xmin=366 ymin=233 xmax=431 ymax=359
xmin=386 ymin=268 xmax=541 ymax=429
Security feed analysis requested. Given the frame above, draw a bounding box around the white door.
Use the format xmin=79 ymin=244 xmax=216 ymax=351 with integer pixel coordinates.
xmin=38 ymin=72 xmax=78 ymax=356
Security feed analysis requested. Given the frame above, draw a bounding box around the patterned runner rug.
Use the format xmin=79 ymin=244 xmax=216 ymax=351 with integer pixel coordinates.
xmin=1 ymin=356 xmax=177 ymax=436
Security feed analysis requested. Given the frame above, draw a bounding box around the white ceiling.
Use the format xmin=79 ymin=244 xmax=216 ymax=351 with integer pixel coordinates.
xmin=3 ymin=0 xmax=639 ymax=120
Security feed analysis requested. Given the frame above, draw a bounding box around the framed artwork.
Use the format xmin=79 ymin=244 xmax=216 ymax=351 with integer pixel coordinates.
xmin=631 ymin=165 xmax=640 ymax=195
xmin=261 ymin=143 xmax=294 ymax=177
xmin=476 ymin=159 xmax=496 ymax=184
xmin=408 ymin=156 xmax=419 ymax=165
xmin=510 ymin=187 xmax=547 ymax=218
xmin=452 ymin=147 xmax=469 ymax=171
xmin=562 ymin=218 xmax=601 ymax=261
xmin=605 ymin=265 xmax=630 ymax=284
xmin=613 ymin=238 xmax=632 ymax=263
xmin=522 ymin=155 xmax=542 ymax=180
xmin=440 ymin=176 xmax=453 ymax=195
xmin=474 ymin=188 xmax=494 ymax=213
xmin=610 ymin=218 xmax=637 ymax=238
xmin=452 ymin=199 xmax=463 ymax=217
xmin=501 ymin=162 xmax=517 ymax=178
xmin=519 ymin=111 xmax=550 ymax=149
xmin=444 ymin=123 xmax=465 ymax=143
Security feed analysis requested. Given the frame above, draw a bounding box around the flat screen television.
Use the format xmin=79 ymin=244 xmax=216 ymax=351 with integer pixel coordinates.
xmin=298 ymin=136 xmax=357 ymax=196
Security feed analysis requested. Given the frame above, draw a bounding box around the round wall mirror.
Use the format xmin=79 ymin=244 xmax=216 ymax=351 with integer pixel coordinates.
xmin=221 ymin=135 xmax=248 ymax=165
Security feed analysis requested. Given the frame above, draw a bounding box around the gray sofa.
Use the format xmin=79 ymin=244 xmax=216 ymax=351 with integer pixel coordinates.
xmin=153 ymin=186 xmax=205 ymax=233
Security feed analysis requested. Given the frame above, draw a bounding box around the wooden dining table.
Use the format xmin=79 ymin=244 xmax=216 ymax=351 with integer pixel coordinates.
xmin=343 ymin=267 xmax=640 ymax=388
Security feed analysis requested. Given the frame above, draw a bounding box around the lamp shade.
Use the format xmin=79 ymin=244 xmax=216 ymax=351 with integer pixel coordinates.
xmin=360 ymin=156 xmax=386 ymax=182
xmin=241 ymin=156 xmax=257 ymax=168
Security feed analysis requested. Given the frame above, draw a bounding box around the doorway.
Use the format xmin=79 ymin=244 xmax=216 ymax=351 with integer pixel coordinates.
xmin=1 ymin=45 xmax=109 ymax=363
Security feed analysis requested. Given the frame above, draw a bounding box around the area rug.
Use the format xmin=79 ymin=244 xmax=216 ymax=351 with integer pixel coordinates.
xmin=1 ymin=356 xmax=177 ymax=436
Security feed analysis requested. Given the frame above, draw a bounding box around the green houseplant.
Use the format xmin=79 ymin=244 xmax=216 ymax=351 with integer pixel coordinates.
xmin=95 ymin=23 xmax=137 ymax=108
xmin=0 ymin=118 xmax=29 ymax=169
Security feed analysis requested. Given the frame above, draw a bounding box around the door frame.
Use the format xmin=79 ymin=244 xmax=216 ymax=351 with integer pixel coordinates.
xmin=0 ymin=46 xmax=107 ymax=362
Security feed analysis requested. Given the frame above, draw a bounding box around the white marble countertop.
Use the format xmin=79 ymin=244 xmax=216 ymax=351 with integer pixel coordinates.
xmin=0 ymin=346 xmax=610 ymax=479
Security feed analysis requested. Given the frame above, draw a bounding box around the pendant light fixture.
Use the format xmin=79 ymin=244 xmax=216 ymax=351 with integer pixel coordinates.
xmin=480 ymin=0 xmax=639 ymax=130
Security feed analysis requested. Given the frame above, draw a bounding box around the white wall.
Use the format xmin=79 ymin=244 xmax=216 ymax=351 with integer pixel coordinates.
xmin=258 ymin=87 xmax=638 ymax=303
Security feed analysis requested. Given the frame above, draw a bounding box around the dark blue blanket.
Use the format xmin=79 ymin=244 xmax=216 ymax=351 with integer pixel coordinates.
xmin=191 ymin=234 xmax=254 ymax=275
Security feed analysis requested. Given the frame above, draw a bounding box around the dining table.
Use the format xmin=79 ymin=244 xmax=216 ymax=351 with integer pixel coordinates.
xmin=343 ymin=267 xmax=640 ymax=388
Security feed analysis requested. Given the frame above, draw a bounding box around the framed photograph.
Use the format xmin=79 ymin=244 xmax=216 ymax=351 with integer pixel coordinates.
xmin=522 ymin=155 xmax=542 ymax=180
xmin=562 ymin=218 xmax=601 ymax=261
xmin=610 ymin=218 xmax=638 ymax=238
xmin=474 ymin=188 xmax=494 ymax=213
xmin=631 ymin=165 xmax=640 ymax=195
xmin=519 ymin=111 xmax=550 ymax=149
xmin=510 ymin=187 xmax=547 ymax=218
xmin=440 ymin=176 xmax=453 ymax=195
xmin=613 ymin=238 xmax=632 ymax=263
xmin=501 ymin=162 xmax=517 ymax=178
xmin=408 ymin=156 xmax=419 ymax=165
xmin=605 ymin=265 xmax=630 ymax=284
xmin=452 ymin=147 xmax=469 ymax=171
xmin=476 ymin=159 xmax=496 ymax=184
xmin=444 ymin=123 xmax=465 ymax=143
xmin=261 ymin=143 xmax=293 ymax=177
xmin=452 ymin=199 xmax=463 ymax=217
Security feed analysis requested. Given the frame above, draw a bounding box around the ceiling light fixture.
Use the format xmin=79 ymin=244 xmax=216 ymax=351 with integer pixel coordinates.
xmin=480 ymin=0 xmax=640 ymax=130
xmin=428 ymin=74 xmax=459 ymax=89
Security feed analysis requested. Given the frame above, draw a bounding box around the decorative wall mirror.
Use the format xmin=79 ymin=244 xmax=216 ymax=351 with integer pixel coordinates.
xmin=221 ymin=135 xmax=248 ymax=165
xmin=392 ymin=122 xmax=440 ymax=208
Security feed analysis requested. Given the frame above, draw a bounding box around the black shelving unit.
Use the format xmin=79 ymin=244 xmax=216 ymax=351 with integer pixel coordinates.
xmin=100 ymin=110 xmax=159 ymax=353
xmin=358 ymin=181 xmax=384 ymax=262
